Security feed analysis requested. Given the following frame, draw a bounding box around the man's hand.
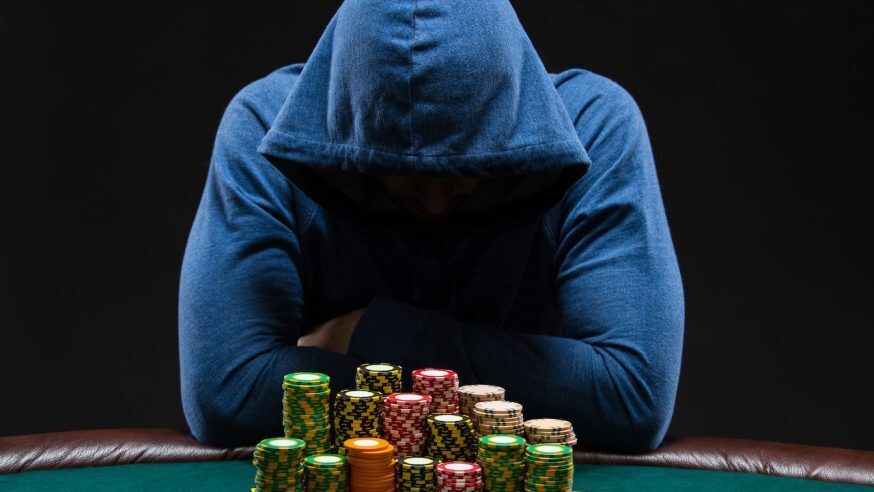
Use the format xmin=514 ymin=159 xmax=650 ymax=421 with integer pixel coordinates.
xmin=297 ymin=308 xmax=367 ymax=354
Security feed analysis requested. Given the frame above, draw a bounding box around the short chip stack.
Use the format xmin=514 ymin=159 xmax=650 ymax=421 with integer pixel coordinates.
xmin=283 ymin=373 xmax=333 ymax=456
xmin=472 ymin=401 xmax=524 ymax=438
xmin=435 ymin=462 xmax=483 ymax=491
xmin=426 ymin=414 xmax=478 ymax=462
xmin=457 ymin=385 xmax=505 ymax=419
xmin=343 ymin=437 xmax=396 ymax=492
xmin=381 ymin=393 xmax=432 ymax=457
xmin=395 ymin=456 xmax=436 ymax=491
xmin=524 ymin=444 xmax=574 ymax=492
xmin=476 ymin=434 xmax=526 ymax=491
xmin=251 ymin=437 xmax=306 ymax=492
xmin=303 ymin=454 xmax=348 ymax=491
xmin=413 ymin=369 xmax=460 ymax=414
xmin=356 ymin=363 xmax=403 ymax=395
xmin=333 ymin=389 xmax=383 ymax=450
xmin=523 ymin=419 xmax=577 ymax=447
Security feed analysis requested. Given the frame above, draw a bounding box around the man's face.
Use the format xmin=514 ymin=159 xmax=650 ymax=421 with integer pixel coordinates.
xmin=377 ymin=176 xmax=483 ymax=219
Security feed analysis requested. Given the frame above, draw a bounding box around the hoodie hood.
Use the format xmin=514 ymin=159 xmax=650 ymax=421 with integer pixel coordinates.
xmin=257 ymin=0 xmax=590 ymax=177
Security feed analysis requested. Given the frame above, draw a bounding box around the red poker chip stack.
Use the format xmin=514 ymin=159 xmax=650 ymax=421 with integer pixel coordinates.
xmin=381 ymin=392 xmax=432 ymax=457
xmin=435 ymin=461 xmax=483 ymax=492
xmin=412 ymin=368 xmax=460 ymax=414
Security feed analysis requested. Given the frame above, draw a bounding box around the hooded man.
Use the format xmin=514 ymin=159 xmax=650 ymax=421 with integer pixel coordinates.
xmin=179 ymin=0 xmax=684 ymax=453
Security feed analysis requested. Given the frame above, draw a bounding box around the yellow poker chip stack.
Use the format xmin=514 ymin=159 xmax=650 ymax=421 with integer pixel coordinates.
xmin=457 ymin=385 xmax=505 ymax=419
xmin=251 ymin=437 xmax=306 ymax=492
xmin=523 ymin=419 xmax=577 ymax=447
xmin=283 ymin=372 xmax=333 ymax=456
xmin=395 ymin=456 xmax=436 ymax=491
xmin=425 ymin=413 xmax=478 ymax=463
xmin=472 ymin=401 xmax=524 ymax=438
xmin=332 ymin=389 xmax=383 ymax=451
xmin=355 ymin=363 xmax=403 ymax=395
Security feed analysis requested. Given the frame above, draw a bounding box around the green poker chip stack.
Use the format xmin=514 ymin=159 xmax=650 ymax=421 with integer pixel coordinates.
xmin=303 ymin=454 xmax=348 ymax=491
xmin=425 ymin=413 xmax=478 ymax=462
xmin=282 ymin=372 xmax=333 ymax=456
xmin=395 ymin=456 xmax=436 ymax=491
xmin=477 ymin=434 xmax=526 ymax=490
xmin=524 ymin=443 xmax=574 ymax=491
xmin=251 ymin=437 xmax=306 ymax=492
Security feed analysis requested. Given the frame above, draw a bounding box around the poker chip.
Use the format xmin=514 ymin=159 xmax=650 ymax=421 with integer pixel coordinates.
xmin=303 ymin=454 xmax=348 ymax=491
xmin=251 ymin=437 xmax=306 ymax=492
xmin=381 ymin=392 xmax=432 ymax=458
xmin=457 ymin=385 xmax=505 ymax=419
xmin=343 ymin=438 xmax=396 ymax=492
xmin=476 ymin=434 xmax=526 ymax=491
xmin=413 ymin=369 xmax=460 ymax=414
xmin=435 ymin=462 xmax=482 ymax=491
xmin=426 ymin=413 xmax=478 ymax=463
xmin=524 ymin=443 xmax=574 ymax=492
xmin=333 ymin=389 xmax=383 ymax=450
xmin=523 ymin=419 xmax=578 ymax=447
xmin=356 ymin=363 xmax=403 ymax=395
xmin=395 ymin=456 xmax=436 ymax=491
xmin=472 ymin=401 xmax=524 ymax=438
xmin=283 ymin=373 xmax=333 ymax=456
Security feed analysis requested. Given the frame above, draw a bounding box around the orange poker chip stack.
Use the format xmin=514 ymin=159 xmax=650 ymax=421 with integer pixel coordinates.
xmin=343 ymin=437 xmax=396 ymax=492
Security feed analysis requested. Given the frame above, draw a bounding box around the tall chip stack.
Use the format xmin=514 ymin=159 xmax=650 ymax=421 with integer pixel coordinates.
xmin=476 ymin=434 xmax=526 ymax=491
xmin=524 ymin=444 xmax=574 ymax=492
xmin=425 ymin=414 xmax=478 ymax=462
xmin=522 ymin=419 xmax=577 ymax=447
xmin=412 ymin=369 xmax=460 ymax=413
xmin=381 ymin=393 xmax=432 ymax=457
xmin=395 ymin=456 xmax=436 ymax=491
xmin=303 ymin=454 xmax=348 ymax=491
xmin=472 ymin=401 xmax=524 ymax=438
xmin=283 ymin=373 xmax=333 ymax=455
xmin=251 ymin=437 xmax=306 ymax=492
xmin=343 ymin=437 xmax=396 ymax=492
xmin=356 ymin=363 xmax=403 ymax=395
xmin=435 ymin=462 xmax=483 ymax=492
xmin=457 ymin=385 xmax=505 ymax=419
xmin=333 ymin=389 xmax=383 ymax=452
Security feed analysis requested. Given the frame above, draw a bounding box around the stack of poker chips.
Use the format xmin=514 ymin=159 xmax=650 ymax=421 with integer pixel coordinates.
xmin=425 ymin=414 xmax=478 ymax=462
xmin=333 ymin=389 xmax=383 ymax=450
xmin=523 ymin=419 xmax=578 ymax=447
xmin=395 ymin=456 xmax=436 ymax=491
xmin=303 ymin=454 xmax=348 ymax=491
xmin=251 ymin=437 xmax=306 ymax=492
xmin=381 ymin=392 xmax=432 ymax=457
xmin=356 ymin=363 xmax=403 ymax=395
xmin=524 ymin=444 xmax=574 ymax=491
xmin=472 ymin=401 xmax=524 ymax=438
xmin=283 ymin=372 xmax=333 ymax=455
xmin=413 ymin=369 xmax=460 ymax=413
xmin=457 ymin=385 xmax=505 ymax=418
xmin=343 ymin=437 xmax=396 ymax=492
xmin=476 ymin=434 xmax=526 ymax=491
xmin=435 ymin=462 xmax=483 ymax=492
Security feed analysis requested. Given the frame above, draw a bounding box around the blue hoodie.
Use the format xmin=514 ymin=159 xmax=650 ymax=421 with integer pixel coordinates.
xmin=179 ymin=0 xmax=684 ymax=453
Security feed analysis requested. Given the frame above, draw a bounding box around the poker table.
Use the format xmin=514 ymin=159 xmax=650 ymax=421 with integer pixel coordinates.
xmin=0 ymin=429 xmax=872 ymax=491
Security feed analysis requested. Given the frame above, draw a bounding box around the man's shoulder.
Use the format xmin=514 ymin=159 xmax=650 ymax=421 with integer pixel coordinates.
xmin=221 ymin=63 xmax=306 ymax=131
xmin=549 ymin=67 xmax=643 ymax=128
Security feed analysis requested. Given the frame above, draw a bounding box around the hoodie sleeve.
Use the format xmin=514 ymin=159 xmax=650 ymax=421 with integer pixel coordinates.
xmin=347 ymin=80 xmax=685 ymax=453
xmin=178 ymin=87 xmax=359 ymax=446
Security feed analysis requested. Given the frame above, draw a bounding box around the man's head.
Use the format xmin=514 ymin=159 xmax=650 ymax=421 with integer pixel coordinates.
xmin=377 ymin=176 xmax=483 ymax=220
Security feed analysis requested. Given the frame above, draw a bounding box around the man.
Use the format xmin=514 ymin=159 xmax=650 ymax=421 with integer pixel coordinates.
xmin=179 ymin=0 xmax=684 ymax=453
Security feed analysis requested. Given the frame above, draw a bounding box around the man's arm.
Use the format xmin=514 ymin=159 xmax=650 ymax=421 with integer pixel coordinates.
xmin=178 ymin=89 xmax=360 ymax=446
xmin=346 ymin=79 xmax=684 ymax=453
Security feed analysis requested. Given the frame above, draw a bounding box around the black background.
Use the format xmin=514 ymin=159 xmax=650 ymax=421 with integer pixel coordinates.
xmin=2 ymin=1 xmax=872 ymax=450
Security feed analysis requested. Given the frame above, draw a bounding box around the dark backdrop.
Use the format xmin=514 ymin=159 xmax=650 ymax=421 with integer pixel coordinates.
xmin=2 ymin=1 xmax=872 ymax=450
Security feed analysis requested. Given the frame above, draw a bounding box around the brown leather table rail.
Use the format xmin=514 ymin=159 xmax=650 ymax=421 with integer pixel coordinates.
xmin=0 ymin=428 xmax=872 ymax=486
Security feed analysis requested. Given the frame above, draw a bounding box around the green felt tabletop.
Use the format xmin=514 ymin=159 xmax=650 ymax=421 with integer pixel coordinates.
xmin=0 ymin=460 xmax=870 ymax=491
